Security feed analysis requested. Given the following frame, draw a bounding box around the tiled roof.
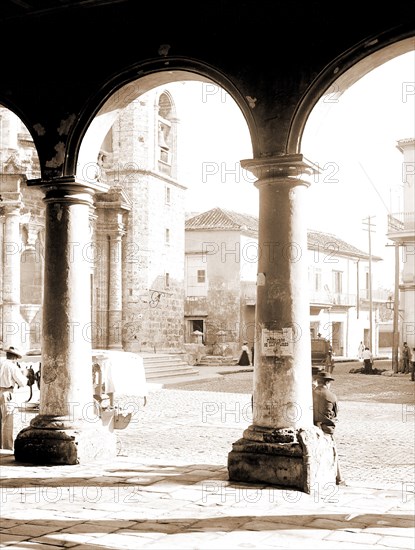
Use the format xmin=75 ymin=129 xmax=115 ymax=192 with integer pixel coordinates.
xmin=185 ymin=207 xmax=258 ymax=236
xmin=185 ymin=207 xmax=382 ymax=261
xmin=306 ymin=229 xmax=382 ymax=261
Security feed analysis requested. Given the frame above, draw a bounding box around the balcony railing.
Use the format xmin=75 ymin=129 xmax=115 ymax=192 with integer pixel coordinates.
xmin=309 ymin=291 xmax=356 ymax=307
xmin=359 ymin=288 xmax=391 ymax=302
xmin=388 ymin=211 xmax=415 ymax=233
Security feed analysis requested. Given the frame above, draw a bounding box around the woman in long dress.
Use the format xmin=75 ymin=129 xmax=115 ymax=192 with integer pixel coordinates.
xmin=237 ymin=342 xmax=251 ymax=366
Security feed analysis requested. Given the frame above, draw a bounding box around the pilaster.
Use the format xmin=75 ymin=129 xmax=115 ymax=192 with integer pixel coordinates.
xmin=94 ymin=186 xmax=131 ymax=349
xmin=0 ymin=174 xmax=24 ymax=348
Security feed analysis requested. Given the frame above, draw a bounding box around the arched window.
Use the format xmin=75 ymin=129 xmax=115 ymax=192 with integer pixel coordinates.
xmin=157 ymin=93 xmax=173 ymax=174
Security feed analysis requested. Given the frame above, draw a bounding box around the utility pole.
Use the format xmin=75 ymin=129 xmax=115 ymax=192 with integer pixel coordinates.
xmin=386 ymin=242 xmax=400 ymax=373
xmin=392 ymin=243 xmax=400 ymax=373
xmin=362 ymin=216 xmax=375 ymax=352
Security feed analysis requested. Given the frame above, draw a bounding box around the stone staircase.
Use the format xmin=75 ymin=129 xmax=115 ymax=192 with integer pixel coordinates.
xmin=142 ymin=353 xmax=199 ymax=380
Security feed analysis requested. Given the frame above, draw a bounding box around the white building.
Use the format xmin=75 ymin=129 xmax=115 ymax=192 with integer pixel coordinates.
xmin=185 ymin=207 xmax=386 ymax=358
xmin=387 ymin=138 xmax=415 ymax=353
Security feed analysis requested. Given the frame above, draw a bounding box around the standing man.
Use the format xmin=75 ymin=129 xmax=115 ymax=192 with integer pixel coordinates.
xmin=0 ymin=346 xmax=29 ymax=450
xmin=362 ymin=346 xmax=373 ymax=374
xmin=402 ymin=342 xmax=412 ymax=374
xmin=313 ymin=371 xmax=345 ymax=485
xmin=358 ymin=341 xmax=365 ymax=360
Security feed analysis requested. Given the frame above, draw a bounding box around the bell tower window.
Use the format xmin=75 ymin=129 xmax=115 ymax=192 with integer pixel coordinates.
xmin=157 ymin=92 xmax=174 ymax=176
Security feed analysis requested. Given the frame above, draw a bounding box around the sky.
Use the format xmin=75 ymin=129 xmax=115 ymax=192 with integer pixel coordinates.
xmin=168 ymin=50 xmax=415 ymax=289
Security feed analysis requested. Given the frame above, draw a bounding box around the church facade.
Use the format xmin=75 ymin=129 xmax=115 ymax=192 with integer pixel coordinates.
xmin=1 ymin=89 xmax=187 ymax=354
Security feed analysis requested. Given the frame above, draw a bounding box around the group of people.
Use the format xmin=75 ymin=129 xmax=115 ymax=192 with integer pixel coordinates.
xmin=358 ymin=340 xmax=414 ymax=379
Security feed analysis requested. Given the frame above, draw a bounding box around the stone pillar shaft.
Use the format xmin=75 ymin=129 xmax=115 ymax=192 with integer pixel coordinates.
xmin=14 ymin=177 xmax=115 ymax=465
xmin=254 ymin=174 xmax=312 ymax=428
xmin=40 ymin=184 xmax=96 ymax=416
xmin=228 ymin=155 xmax=337 ymax=493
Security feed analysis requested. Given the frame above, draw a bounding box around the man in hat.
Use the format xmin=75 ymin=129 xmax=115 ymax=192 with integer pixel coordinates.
xmin=0 ymin=346 xmax=29 ymax=450
xmin=312 ymin=371 xmax=345 ymax=485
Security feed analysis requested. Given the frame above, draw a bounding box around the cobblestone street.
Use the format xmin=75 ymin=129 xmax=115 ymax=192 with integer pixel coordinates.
xmin=5 ymin=360 xmax=415 ymax=549
xmin=12 ymin=360 xmax=414 ymax=490
xmin=110 ymin=360 xmax=415 ymax=490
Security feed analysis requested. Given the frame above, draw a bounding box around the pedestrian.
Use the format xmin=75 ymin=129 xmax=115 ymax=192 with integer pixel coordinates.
xmin=362 ymin=346 xmax=373 ymax=374
xmin=326 ymin=343 xmax=335 ymax=374
xmin=237 ymin=342 xmax=251 ymax=366
xmin=0 ymin=346 xmax=29 ymax=450
xmin=312 ymin=371 xmax=345 ymax=485
xmin=358 ymin=341 xmax=365 ymax=360
xmin=402 ymin=342 xmax=412 ymax=374
xmin=410 ymin=348 xmax=415 ymax=382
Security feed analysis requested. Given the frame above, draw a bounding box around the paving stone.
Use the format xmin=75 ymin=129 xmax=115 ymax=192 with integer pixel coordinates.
xmin=2 ymin=364 xmax=414 ymax=549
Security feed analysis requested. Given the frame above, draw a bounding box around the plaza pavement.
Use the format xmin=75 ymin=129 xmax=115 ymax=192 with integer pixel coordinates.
xmin=0 ymin=363 xmax=414 ymax=549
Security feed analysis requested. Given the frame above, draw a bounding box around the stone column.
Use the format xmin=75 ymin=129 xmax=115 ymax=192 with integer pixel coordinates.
xmin=14 ymin=176 xmax=116 ymax=465
xmin=0 ymin=175 xmax=23 ymax=348
xmin=108 ymin=231 xmax=124 ymax=349
xmin=228 ymin=155 xmax=337 ymax=493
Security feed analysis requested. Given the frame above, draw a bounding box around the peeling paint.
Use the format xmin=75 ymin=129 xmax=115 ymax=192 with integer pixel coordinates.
xmin=56 ymin=205 xmax=63 ymax=221
xmin=58 ymin=114 xmax=76 ymax=136
xmin=45 ymin=142 xmax=65 ymax=168
xmin=42 ymin=359 xmax=59 ymax=383
xmin=33 ymin=123 xmax=45 ymax=136
xmin=246 ymin=96 xmax=257 ymax=109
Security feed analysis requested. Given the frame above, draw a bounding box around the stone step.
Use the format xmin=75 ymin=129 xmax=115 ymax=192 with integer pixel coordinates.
xmin=198 ymin=355 xmax=239 ymax=366
xmin=142 ymin=354 xmax=199 ymax=380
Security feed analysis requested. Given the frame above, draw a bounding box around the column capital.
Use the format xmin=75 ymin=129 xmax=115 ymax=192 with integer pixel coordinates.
xmin=0 ymin=199 xmax=22 ymax=215
xmin=0 ymin=173 xmax=24 ymax=212
xmin=241 ymin=154 xmax=320 ymax=186
xmin=27 ymin=175 xmax=110 ymax=206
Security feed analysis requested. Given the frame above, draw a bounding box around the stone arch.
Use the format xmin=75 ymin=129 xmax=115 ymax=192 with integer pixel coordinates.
xmin=71 ymin=63 xmax=257 ymax=179
xmin=288 ymin=36 xmax=414 ymax=154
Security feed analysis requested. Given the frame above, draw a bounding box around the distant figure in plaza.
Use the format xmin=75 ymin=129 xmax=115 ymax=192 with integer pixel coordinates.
xmin=402 ymin=342 xmax=412 ymax=374
xmin=410 ymin=348 xmax=415 ymax=382
xmin=0 ymin=346 xmax=29 ymax=450
xmin=237 ymin=342 xmax=251 ymax=366
xmin=312 ymin=371 xmax=344 ymax=485
xmin=358 ymin=341 xmax=365 ymax=360
xmin=325 ymin=343 xmax=335 ymax=374
xmin=362 ymin=346 xmax=373 ymax=374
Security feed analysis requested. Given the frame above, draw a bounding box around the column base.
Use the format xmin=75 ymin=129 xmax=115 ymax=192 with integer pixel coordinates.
xmin=228 ymin=425 xmax=337 ymax=494
xmin=14 ymin=415 xmax=117 ymax=465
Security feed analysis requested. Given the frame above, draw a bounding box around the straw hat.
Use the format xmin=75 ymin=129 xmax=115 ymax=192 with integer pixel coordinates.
xmin=4 ymin=345 xmax=23 ymax=359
